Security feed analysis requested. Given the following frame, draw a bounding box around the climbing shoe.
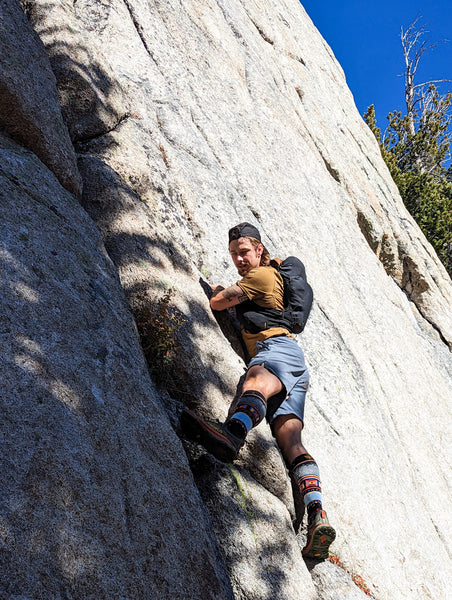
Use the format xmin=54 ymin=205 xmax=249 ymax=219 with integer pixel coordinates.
xmin=302 ymin=509 xmax=336 ymax=559
xmin=180 ymin=408 xmax=245 ymax=463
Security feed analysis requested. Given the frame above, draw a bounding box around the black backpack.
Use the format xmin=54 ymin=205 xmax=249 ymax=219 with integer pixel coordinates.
xmin=235 ymin=256 xmax=313 ymax=334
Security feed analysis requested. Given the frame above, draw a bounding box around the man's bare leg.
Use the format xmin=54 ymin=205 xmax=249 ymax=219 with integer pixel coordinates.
xmin=272 ymin=414 xmax=307 ymax=464
xmin=180 ymin=365 xmax=278 ymax=461
xmin=272 ymin=414 xmax=336 ymax=558
xmin=241 ymin=368 xmax=309 ymax=465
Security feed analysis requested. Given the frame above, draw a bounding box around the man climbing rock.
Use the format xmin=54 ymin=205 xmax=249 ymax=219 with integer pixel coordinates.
xmin=180 ymin=222 xmax=336 ymax=559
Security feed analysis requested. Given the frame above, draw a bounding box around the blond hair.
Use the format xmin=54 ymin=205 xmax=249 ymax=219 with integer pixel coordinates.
xmin=248 ymin=237 xmax=271 ymax=266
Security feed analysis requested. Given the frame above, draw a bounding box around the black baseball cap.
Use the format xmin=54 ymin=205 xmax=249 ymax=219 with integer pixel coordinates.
xmin=228 ymin=222 xmax=261 ymax=243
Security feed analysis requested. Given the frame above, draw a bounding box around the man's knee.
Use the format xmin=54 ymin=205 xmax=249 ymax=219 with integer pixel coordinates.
xmin=245 ymin=364 xmax=268 ymax=380
xmin=273 ymin=413 xmax=303 ymax=436
xmin=244 ymin=364 xmax=283 ymax=397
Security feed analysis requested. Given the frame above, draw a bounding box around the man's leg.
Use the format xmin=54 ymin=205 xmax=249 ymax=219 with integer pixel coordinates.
xmin=180 ymin=365 xmax=280 ymax=462
xmin=226 ymin=365 xmax=282 ymax=437
xmin=272 ymin=413 xmax=307 ymax=463
xmin=273 ymin=415 xmax=322 ymax=514
xmin=242 ymin=364 xmax=283 ymax=396
xmin=273 ymin=414 xmax=336 ymax=559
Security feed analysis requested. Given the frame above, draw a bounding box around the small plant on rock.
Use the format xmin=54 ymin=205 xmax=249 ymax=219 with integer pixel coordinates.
xmin=136 ymin=288 xmax=187 ymax=388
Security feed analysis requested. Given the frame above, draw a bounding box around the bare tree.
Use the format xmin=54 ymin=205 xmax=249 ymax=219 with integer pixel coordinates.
xmin=401 ymin=18 xmax=449 ymax=135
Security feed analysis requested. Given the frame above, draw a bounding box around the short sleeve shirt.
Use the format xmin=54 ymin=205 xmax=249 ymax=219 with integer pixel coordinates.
xmin=237 ymin=266 xmax=292 ymax=358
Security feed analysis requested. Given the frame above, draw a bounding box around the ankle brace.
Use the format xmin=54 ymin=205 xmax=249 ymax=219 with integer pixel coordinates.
xmin=228 ymin=390 xmax=267 ymax=435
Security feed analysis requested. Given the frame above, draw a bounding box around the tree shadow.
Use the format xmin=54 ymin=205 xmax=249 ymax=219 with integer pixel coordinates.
xmin=2 ymin=6 xmax=236 ymax=598
xmin=22 ymin=1 xmax=128 ymax=145
xmin=75 ymin=147 xmax=306 ymax=597
xmin=189 ymin=452 xmax=309 ymax=600
xmin=5 ymin=3 xmax=311 ymax=598
xmin=1 ymin=132 xmax=236 ymax=598
xmin=75 ymin=147 xmax=309 ymax=597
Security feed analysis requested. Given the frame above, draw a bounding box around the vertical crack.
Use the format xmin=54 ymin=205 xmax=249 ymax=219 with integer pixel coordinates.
xmin=122 ymin=0 xmax=166 ymax=78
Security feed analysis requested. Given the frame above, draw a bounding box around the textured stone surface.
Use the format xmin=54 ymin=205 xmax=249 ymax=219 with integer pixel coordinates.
xmin=191 ymin=452 xmax=316 ymax=600
xmin=70 ymin=1 xmax=451 ymax=597
xmin=21 ymin=0 xmax=129 ymax=144
xmin=0 ymin=0 xmax=81 ymax=196
xmin=304 ymin=558 xmax=373 ymax=600
xmin=0 ymin=135 xmax=233 ymax=600
xmin=4 ymin=0 xmax=452 ymax=598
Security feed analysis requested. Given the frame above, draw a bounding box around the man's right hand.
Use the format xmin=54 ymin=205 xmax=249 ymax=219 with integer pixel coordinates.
xmin=211 ymin=285 xmax=225 ymax=294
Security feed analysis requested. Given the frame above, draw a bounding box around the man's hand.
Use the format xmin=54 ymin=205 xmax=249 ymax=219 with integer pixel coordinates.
xmin=211 ymin=285 xmax=225 ymax=296
xmin=210 ymin=284 xmax=248 ymax=311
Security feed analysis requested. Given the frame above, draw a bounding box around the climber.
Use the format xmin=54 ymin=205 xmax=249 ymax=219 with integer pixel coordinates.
xmin=180 ymin=222 xmax=336 ymax=560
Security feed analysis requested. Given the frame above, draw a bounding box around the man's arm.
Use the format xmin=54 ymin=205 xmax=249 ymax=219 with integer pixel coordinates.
xmin=210 ymin=284 xmax=249 ymax=311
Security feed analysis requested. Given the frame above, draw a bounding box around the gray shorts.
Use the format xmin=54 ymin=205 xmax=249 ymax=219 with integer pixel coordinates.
xmin=248 ymin=336 xmax=309 ymax=424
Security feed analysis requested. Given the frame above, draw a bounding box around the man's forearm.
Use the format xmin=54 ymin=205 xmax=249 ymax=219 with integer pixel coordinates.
xmin=210 ymin=284 xmax=248 ymax=310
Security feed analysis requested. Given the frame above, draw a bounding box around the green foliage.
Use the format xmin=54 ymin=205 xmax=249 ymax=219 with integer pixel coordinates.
xmin=384 ymin=86 xmax=451 ymax=177
xmin=364 ymin=93 xmax=452 ymax=276
xmin=136 ymin=288 xmax=187 ymax=388
xmin=395 ymin=170 xmax=452 ymax=270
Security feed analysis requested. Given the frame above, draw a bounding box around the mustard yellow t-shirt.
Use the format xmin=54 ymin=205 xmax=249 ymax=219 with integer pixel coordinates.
xmin=237 ymin=266 xmax=292 ymax=358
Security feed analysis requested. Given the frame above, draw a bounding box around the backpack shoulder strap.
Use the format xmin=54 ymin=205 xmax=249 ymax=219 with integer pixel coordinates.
xmin=270 ymin=257 xmax=283 ymax=269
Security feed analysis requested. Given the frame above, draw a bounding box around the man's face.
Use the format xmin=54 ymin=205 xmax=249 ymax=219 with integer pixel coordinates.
xmin=229 ymin=237 xmax=263 ymax=276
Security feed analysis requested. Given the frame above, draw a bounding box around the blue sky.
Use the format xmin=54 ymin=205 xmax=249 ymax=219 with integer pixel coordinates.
xmin=301 ymin=1 xmax=452 ymax=133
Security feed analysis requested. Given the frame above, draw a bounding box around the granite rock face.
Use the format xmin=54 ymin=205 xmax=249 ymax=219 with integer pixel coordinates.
xmin=2 ymin=0 xmax=452 ymax=599
xmin=21 ymin=0 xmax=129 ymax=144
xmin=0 ymin=0 xmax=82 ymax=196
xmin=0 ymin=135 xmax=232 ymax=599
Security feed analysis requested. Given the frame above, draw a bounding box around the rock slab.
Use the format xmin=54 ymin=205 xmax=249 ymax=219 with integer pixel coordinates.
xmin=2 ymin=0 xmax=452 ymax=599
xmin=0 ymin=134 xmax=233 ymax=600
xmin=0 ymin=0 xmax=82 ymax=196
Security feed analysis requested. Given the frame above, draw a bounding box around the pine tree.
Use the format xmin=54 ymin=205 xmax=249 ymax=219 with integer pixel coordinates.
xmin=364 ymin=20 xmax=452 ymax=277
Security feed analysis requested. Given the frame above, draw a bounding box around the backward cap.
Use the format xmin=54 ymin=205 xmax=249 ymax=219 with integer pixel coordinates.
xmin=228 ymin=222 xmax=261 ymax=243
